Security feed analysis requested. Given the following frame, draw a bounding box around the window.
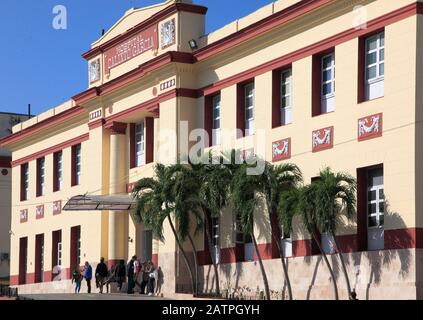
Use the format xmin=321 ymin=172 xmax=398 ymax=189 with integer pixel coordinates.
xmin=280 ymin=69 xmax=292 ymax=125
xmin=212 ymin=94 xmax=221 ymax=145
xmin=364 ymin=32 xmax=385 ymax=100
xmin=322 ymin=233 xmax=335 ymax=254
xmin=244 ymin=83 xmax=255 ymax=136
xmin=367 ymin=167 xmax=384 ymax=250
xmin=135 ymin=122 xmax=145 ymax=167
xmin=52 ymin=230 xmax=62 ymax=276
xmin=57 ymin=241 xmax=62 ymax=266
xmin=280 ymin=228 xmax=293 ymax=258
xmin=53 ymin=151 xmax=63 ymax=192
xmin=21 ymin=163 xmax=29 ymax=201
xmin=321 ymin=53 xmax=335 ymax=113
xmin=36 ymin=158 xmax=45 ymax=197
xmin=211 ymin=217 xmax=220 ymax=263
xmin=71 ymin=144 xmax=81 ymax=186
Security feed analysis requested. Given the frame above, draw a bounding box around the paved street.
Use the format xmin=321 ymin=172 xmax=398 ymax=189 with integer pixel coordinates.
xmin=18 ymin=293 xmax=167 ymax=300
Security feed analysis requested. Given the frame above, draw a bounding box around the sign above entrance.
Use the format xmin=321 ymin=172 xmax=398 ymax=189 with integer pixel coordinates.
xmin=103 ymin=24 xmax=159 ymax=74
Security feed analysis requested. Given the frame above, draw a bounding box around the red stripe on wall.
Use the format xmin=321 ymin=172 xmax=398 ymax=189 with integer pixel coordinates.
xmin=0 ymin=107 xmax=85 ymax=148
xmin=9 ymin=275 xmax=18 ymax=286
xmin=200 ymin=2 xmax=421 ymax=97
xmin=12 ymin=133 xmax=89 ymax=168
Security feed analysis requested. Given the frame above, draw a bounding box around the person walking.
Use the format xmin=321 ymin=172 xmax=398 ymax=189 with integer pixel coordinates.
xmin=134 ymin=257 xmax=141 ymax=292
xmin=127 ymin=256 xmax=136 ymax=294
xmin=95 ymin=257 xmax=108 ymax=294
xmin=140 ymin=261 xmax=149 ymax=294
xmin=114 ymin=259 xmax=126 ymax=292
xmin=147 ymin=260 xmax=157 ymax=296
xmin=71 ymin=267 xmax=82 ymax=294
xmin=83 ymin=261 xmax=92 ymax=294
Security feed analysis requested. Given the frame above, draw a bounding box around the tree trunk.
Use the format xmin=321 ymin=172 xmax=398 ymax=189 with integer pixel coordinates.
xmin=311 ymin=230 xmax=339 ymax=300
xmin=203 ymin=211 xmax=220 ymax=296
xmin=251 ymin=232 xmax=271 ymax=300
xmin=167 ymin=215 xmax=196 ymax=295
xmin=187 ymin=233 xmax=199 ymax=296
xmin=271 ymin=232 xmax=293 ymax=300
xmin=333 ymin=236 xmax=352 ymax=299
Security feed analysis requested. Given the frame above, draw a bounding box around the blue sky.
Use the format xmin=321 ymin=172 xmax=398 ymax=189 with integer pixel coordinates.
xmin=0 ymin=0 xmax=272 ymax=115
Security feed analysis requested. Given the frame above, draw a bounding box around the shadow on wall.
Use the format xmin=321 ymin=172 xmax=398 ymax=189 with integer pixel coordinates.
xmin=361 ymin=200 xmax=412 ymax=300
xmin=301 ymin=198 xmax=412 ymax=300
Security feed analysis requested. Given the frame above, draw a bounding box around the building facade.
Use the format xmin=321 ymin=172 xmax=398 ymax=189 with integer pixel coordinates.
xmin=0 ymin=112 xmax=32 ymax=285
xmin=1 ymin=0 xmax=423 ymax=299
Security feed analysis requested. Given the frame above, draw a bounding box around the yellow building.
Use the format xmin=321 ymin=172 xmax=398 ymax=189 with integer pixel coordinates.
xmin=1 ymin=0 xmax=423 ymax=299
xmin=0 ymin=112 xmax=32 ymax=285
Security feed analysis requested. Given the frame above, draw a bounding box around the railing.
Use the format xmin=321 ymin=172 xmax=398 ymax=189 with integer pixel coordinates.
xmin=0 ymin=285 xmax=18 ymax=298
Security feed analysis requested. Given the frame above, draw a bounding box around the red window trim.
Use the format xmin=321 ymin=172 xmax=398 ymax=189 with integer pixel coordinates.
xmin=236 ymin=79 xmax=254 ymax=138
xmin=356 ymin=163 xmax=384 ymax=252
xmin=71 ymin=144 xmax=81 ymax=187
xmin=51 ymin=230 xmax=62 ymax=275
xmin=357 ymin=28 xmax=385 ymax=104
xmin=36 ymin=158 xmax=44 ymax=197
xmin=20 ymin=163 xmax=28 ymax=202
xmin=312 ymin=48 xmax=335 ymax=117
xmin=272 ymin=65 xmax=292 ymax=128
xmin=53 ymin=151 xmax=62 ymax=193
xmin=70 ymin=226 xmax=81 ymax=273
xmin=145 ymin=117 xmax=155 ymax=164
xmin=129 ymin=123 xmax=136 ymax=169
xmin=34 ymin=234 xmax=44 ymax=283
xmin=204 ymin=92 xmax=221 ymax=147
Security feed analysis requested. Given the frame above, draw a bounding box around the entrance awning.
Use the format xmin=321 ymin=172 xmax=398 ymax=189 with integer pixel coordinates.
xmin=63 ymin=194 xmax=135 ymax=211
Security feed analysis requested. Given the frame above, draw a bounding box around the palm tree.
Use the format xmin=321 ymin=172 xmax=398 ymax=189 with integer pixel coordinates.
xmin=194 ymin=152 xmax=235 ymax=296
xmin=231 ymin=156 xmax=271 ymax=300
xmin=278 ymin=184 xmax=339 ymax=300
xmin=131 ymin=164 xmax=197 ymax=295
xmin=313 ymin=167 xmax=357 ymax=299
xmin=260 ymin=162 xmax=302 ymax=300
xmin=167 ymin=162 xmax=205 ymax=296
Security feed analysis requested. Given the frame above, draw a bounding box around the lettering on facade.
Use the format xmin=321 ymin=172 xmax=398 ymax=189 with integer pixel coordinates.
xmin=36 ymin=205 xmax=44 ymax=220
xmin=89 ymin=110 xmax=102 ymax=121
xmin=20 ymin=209 xmax=28 ymax=223
xmin=358 ymin=113 xmax=382 ymax=141
xmin=89 ymin=59 xmax=100 ymax=83
xmin=53 ymin=200 xmax=62 ymax=216
xmin=272 ymin=138 xmax=291 ymax=162
xmin=161 ymin=18 xmax=175 ymax=49
xmin=104 ymin=25 xmax=158 ymax=74
xmin=160 ymin=78 xmax=176 ymax=92
xmin=312 ymin=126 xmax=334 ymax=152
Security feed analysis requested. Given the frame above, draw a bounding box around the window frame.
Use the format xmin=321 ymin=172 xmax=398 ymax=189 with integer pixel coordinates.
xmin=321 ymin=53 xmax=336 ymax=100
xmin=365 ymin=32 xmax=385 ymax=84
xmin=211 ymin=94 xmax=221 ymax=146
xmin=244 ymin=82 xmax=255 ymax=136
xmin=21 ymin=163 xmax=29 ymax=201
xmin=53 ymin=151 xmax=63 ymax=192
xmin=135 ymin=121 xmax=145 ymax=167
xmin=280 ymin=68 xmax=293 ymax=126
xmin=37 ymin=157 xmax=45 ymax=197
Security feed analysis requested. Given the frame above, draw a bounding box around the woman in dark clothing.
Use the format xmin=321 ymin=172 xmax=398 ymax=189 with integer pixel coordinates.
xmin=114 ymin=260 xmax=126 ymax=292
xmin=95 ymin=257 xmax=108 ymax=294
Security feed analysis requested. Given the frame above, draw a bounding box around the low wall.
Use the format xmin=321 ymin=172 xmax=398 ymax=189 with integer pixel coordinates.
xmin=199 ymin=248 xmax=419 ymax=300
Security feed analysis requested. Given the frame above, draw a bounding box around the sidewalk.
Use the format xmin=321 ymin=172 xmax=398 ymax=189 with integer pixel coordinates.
xmin=18 ymin=293 xmax=165 ymax=300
